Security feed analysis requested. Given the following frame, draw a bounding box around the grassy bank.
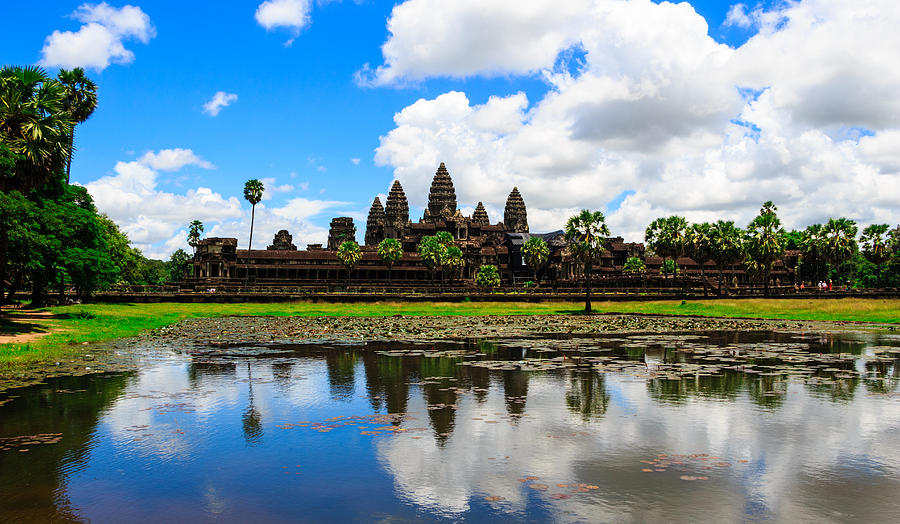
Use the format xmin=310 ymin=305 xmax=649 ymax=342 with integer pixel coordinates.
xmin=1 ymin=298 xmax=898 ymax=369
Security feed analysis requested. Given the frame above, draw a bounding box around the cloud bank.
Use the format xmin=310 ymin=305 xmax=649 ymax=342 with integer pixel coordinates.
xmin=370 ymin=0 xmax=900 ymax=240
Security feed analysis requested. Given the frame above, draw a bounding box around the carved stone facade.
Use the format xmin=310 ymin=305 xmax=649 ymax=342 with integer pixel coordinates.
xmin=384 ymin=180 xmax=410 ymax=238
xmin=267 ymin=230 xmax=297 ymax=251
xmin=472 ymin=202 xmax=489 ymax=226
xmin=503 ymin=187 xmax=528 ymax=233
xmin=327 ymin=217 xmax=357 ymax=250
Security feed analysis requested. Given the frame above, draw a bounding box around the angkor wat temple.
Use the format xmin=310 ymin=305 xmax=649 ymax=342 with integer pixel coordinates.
xmin=187 ymin=163 xmax=791 ymax=288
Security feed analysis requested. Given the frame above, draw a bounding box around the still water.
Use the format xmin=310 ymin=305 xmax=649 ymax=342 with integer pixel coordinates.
xmin=1 ymin=329 xmax=899 ymax=523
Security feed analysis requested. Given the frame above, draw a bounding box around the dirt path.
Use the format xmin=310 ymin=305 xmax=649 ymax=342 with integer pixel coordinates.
xmin=0 ymin=311 xmax=60 ymax=344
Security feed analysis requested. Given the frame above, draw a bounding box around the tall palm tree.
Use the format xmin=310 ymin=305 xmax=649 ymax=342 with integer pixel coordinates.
xmin=745 ymin=201 xmax=785 ymax=296
xmin=686 ymin=222 xmax=713 ymax=295
xmin=645 ymin=216 xmax=688 ymax=280
xmin=860 ymin=224 xmax=891 ymax=264
xmin=377 ymin=237 xmax=403 ymax=282
xmin=57 ymin=68 xmax=97 ymax=183
xmin=708 ymin=220 xmax=743 ymax=295
xmin=243 ymin=179 xmax=264 ymax=251
xmin=187 ymin=220 xmax=204 ymax=255
xmin=337 ymin=240 xmax=362 ymax=284
xmin=522 ymin=236 xmax=549 ymax=287
xmin=0 ymin=65 xmax=72 ymax=191
xmin=565 ymin=209 xmax=609 ymax=313
xmin=822 ymin=217 xmax=858 ymax=283
xmin=799 ymin=223 xmax=826 ymax=283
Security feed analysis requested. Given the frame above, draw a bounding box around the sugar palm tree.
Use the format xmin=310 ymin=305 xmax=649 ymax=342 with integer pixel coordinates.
xmin=860 ymin=224 xmax=891 ymax=264
xmin=377 ymin=237 xmax=403 ymax=282
xmin=187 ymin=220 xmax=204 ymax=255
xmin=686 ymin=222 xmax=713 ymax=294
xmin=57 ymin=67 xmax=97 ymax=183
xmin=565 ymin=209 xmax=609 ymax=313
xmin=745 ymin=201 xmax=785 ymax=296
xmin=337 ymin=240 xmax=361 ymax=284
xmin=645 ymin=216 xmax=688 ymax=280
xmin=0 ymin=65 xmax=72 ymax=191
xmin=522 ymin=236 xmax=549 ymax=287
xmin=708 ymin=220 xmax=743 ymax=295
xmin=243 ymin=179 xmax=264 ymax=251
xmin=822 ymin=217 xmax=858 ymax=283
xmin=799 ymin=223 xmax=827 ymax=283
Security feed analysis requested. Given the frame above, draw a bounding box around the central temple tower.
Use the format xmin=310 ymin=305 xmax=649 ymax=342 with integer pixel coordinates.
xmin=424 ymin=162 xmax=457 ymax=221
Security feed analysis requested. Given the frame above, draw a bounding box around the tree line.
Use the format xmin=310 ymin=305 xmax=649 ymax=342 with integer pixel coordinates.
xmin=1 ymin=65 xmax=189 ymax=307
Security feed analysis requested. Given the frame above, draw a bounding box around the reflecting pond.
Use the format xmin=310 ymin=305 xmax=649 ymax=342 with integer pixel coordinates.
xmin=2 ymin=329 xmax=900 ymax=522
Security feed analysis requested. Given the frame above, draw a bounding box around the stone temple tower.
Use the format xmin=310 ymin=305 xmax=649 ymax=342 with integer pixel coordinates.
xmin=472 ymin=202 xmax=490 ymax=226
xmin=364 ymin=196 xmax=386 ymax=246
xmin=425 ymin=162 xmax=457 ymax=221
xmin=384 ymin=180 xmax=409 ymax=237
xmin=503 ymin=187 xmax=528 ymax=233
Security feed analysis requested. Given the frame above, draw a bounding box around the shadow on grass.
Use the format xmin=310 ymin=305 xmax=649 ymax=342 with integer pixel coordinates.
xmin=0 ymin=317 xmax=48 ymax=336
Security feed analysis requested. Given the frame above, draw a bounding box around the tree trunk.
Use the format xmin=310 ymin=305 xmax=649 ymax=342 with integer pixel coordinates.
xmin=248 ymin=204 xmax=256 ymax=251
xmin=700 ymin=263 xmax=707 ymax=297
xmin=0 ymin=222 xmax=8 ymax=305
xmin=764 ymin=264 xmax=770 ymax=297
xmin=584 ymin=261 xmax=593 ymax=313
xmin=31 ymin=271 xmax=46 ymax=308
xmin=66 ymin=128 xmax=74 ymax=184
xmin=717 ymin=269 xmax=724 ymax=297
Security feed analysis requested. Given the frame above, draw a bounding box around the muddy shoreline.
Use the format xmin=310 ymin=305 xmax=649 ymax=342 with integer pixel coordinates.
xmin=0 ymin=314 xmax=882 ymax=395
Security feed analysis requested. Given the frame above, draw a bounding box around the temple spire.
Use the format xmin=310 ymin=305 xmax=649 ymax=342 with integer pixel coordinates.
xmin=504 ymin=187 xmax=528 ymax=233
xmin=365 ymin=196 xmax=386 ymax=245
xmin=384 ymin=180 xmax=409 ymax=235
xmin=426 ymin=162 xmax=457 ymax=219
xmin=472 ymin=202 xmax=489 ymax=226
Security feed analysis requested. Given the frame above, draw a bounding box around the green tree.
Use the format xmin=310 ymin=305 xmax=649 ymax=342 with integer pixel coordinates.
xmin=337 ymin=240 xmax=361 ymax=284
xmin=188 ymin=220 xmax=204 ymax=254
xmin=376 ymin=238 xmax=403 ymax=282
xmin=822 ymin=217 xmax=858 ymax=284
xmin=708 ymin=220 xmax=744 ymax=295
xmin=57 ymin=67 xmax=97 ymax=183
xmin=166 ymin=248 xmax=191 ymax=283
xmin=565 ymin=209 xmax=609 ymax=313
xmin=745 ymin=201 xmax=786 ymax=297
xmin=243 ymin=179 xmax=264 ymax=251
xmin=475 ymin=264 xmax=500 ymax=290
xmin=645 ymin=216 xmax=688 ymax=280
xmin=417 ymin=235 xmax=443 ymax=282
xmin=0 ymin=66 xmax=71 ymax=191
xmin=860 ymin=224 xmax=891 ymax=264
xmin=442 ymin=245 xmax=464 ymax=282
xmin=622 ymin=256 xmax=646 ymax=274
xmin=522 ymin=236 xmax=549 ymax=286
xmin=686 ymin=222 xmax=713 ymax=295
xmin=798 ymin=223 xmax=827 ymax=283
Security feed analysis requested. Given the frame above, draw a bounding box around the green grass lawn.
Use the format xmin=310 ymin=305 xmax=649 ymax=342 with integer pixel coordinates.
xmin=1 ymin=298 xmax=897 ymax=369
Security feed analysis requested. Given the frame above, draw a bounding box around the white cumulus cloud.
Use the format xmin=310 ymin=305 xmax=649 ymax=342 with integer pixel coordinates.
xmin=372 ymin=0 xmax=900 ymax=241
xmin=138 ymin=148 xmax=214 ymax=171
xmin=202 ymin=92 xmax=238 ymax=117
xmin=255 ymin=0 xmax=311 ymax=32
xmin=39 ymin=2 xmax=155 ymax=70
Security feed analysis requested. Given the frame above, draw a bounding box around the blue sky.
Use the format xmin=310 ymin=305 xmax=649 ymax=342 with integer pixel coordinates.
xmin=2 ymin=1 xmax=897 ymax=258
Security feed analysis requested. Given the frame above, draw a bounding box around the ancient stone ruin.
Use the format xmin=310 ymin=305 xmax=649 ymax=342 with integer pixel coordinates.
xmin=267 ymin=230 xmax=297 ymax=251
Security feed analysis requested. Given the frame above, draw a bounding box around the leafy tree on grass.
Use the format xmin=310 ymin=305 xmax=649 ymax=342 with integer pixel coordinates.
xmin=686 ymin=222 xmax=713 ymax=295
xmin=243 ymin=179 xmax=264 ymax=251
xmin=377 ymin=238 xmax=403 ymax=282
xmin=860 ymin=224 xmax=891 ymax=264
xmin=522 ymin=236 xmax=549 ymax=287
xmin=337 ymin=240 xmax=361 ymax=284
xmin=565 ymin=209 xmax=609 ymax=313
xmin=476 ymin=264 xmax=500 ymax=291
xmin=166 ymin=249 xmax=191 ymax=283
xmin=442 ymin=245 xmax=464 ymax=282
